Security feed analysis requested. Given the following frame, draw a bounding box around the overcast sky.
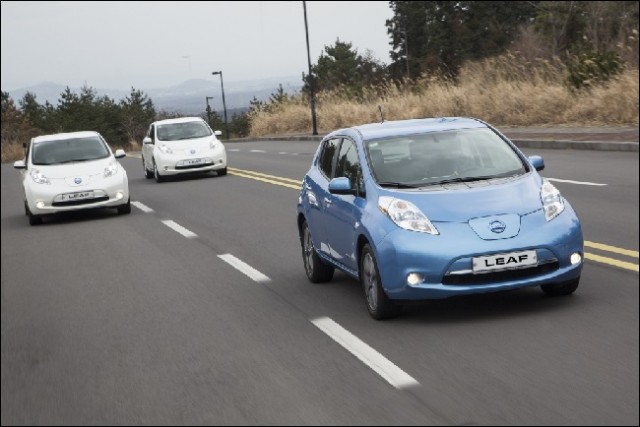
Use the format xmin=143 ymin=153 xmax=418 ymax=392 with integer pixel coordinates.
xmin=1 ymin=1 xmax=394 ymax=91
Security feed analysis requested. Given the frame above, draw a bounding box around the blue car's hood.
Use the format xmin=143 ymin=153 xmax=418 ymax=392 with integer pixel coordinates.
xmin=383 ymin=173 xmax=543 ymax=222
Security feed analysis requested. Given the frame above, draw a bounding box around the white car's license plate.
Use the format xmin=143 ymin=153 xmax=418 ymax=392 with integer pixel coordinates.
xmin=472 ymin=250 xmax=537 ymax=273
xmin=61 ymin=191 xmax=95 ymax=201
xmin=183 ymin=158 xmax=205 ymax=166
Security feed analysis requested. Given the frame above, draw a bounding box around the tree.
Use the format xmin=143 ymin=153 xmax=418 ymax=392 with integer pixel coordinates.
xmin=120 ymin=87 xmax=156 ymax=145
xmin=303 ymin=38 xmax=388 ymax=97
xmin=386 ymin=1 xmax=537 ymax=80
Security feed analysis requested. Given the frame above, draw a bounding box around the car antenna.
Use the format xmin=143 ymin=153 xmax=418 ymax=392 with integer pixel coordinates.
xmin=378 ymin=104 xmax=385 ymax=123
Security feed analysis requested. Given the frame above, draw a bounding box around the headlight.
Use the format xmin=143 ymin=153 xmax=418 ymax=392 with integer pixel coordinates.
xmin=158 ymin=145 xmax=173 ymax=154
xmin=378 ymin=196 xmax=439 ymax=234
xmin=540 ymin=179 xmax=565 ymax=221
xmin=104 ymin=161 xmax=118 ymax=177
xmin=30 ymin=169 xmax=51 ymax=184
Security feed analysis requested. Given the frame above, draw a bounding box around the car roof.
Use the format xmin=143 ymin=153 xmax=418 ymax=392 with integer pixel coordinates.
xmin=342 ymin=117 xmax=489 ymax=141
xmin=32 ymin=131 xmax=101 ymax=144
xmin=153 ymin=117 xmax=205 ymax=126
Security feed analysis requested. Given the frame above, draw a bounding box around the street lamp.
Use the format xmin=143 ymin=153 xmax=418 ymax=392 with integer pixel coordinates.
xmin=211 ymin=71 xmax=229 ymax=140
xmin=303 ymin=1 xmax=318 ymax=135
xmin=205 ymin=96 xmax=214 ymax=125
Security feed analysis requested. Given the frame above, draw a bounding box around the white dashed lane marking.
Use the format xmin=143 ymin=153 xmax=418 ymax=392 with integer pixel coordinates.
xmin=547 ymin=178 xmax=607 ymax=186
xmin=311 ymin=316 xmax=420 ymax=390
xmin=132 ymin=201 xmax=154 ymax=213
xmin=161 ymin=219 xmax=198 ymax=239
xmin=218 ymin=254 xmax=271 ymax=283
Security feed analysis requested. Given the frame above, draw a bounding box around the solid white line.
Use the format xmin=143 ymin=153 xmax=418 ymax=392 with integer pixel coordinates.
xmin=132 ymin=201 xmax=154 ymax=213
xmin=218 ymin=254 xmax=271 ymax=283
xmin=311 ymin=317 xmax=420 ymax=390
xmin=547 ymin=178 xmax=607 ymax=186
xmin=161 ymin=220 xmax=198 ymax=239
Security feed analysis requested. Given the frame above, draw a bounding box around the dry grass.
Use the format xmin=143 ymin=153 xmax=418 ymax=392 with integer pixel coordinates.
xmin=249 ymin=54 xmax=639 ymax=136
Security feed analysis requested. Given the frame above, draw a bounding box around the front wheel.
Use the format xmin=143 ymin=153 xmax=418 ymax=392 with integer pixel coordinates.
xmin=153 ymin=160 xmax=164 ymax=183
xmin=301 ymin=220 xmax=334 ymax=283
xmin=541 ymin=277 xmax=580 ymax=296
xmin=117 ymin=198 xmax=131 ymax=215
xmin=26 ymin=203 xmax=42 ymax=226
xmin=360 ymin=244 xmax=402 ymax=320
xmin=142 ymin=156 xmax=153 ymax=179
xmin=218 ymin=167 xmax=227 ymax=176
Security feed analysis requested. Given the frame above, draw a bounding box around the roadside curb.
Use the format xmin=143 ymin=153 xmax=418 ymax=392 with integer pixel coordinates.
xmin=227 ymin=136 xmax=639 ymax=152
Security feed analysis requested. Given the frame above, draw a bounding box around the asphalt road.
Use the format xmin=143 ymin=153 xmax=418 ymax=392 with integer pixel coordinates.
xmin=1 ymin=140 xmax=638 ymax=425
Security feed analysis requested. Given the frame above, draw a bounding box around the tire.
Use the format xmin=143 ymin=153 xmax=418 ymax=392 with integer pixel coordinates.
xmin=301 ymin=220 xmax=334 ymax=283
xmin=153 ymin=160 xmax=164 ymax=183
xmin=541 ymin=277 xmax=580 ymax=296
xmin=218 ymin=167 xmax=228 ymax=176
xmin=117 ymin=198 xmax=131 ymax=215
xmin=360 ymin=244 xmax=402 ymax=320
xmin=143 ymin=156 xmax=153 ymax=179
xmin=26 ymin=204 xmax=42 ymax=226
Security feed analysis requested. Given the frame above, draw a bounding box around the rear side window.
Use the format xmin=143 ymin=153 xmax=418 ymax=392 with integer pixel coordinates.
xmin=318 ymin=138 xmax=340 ymax=178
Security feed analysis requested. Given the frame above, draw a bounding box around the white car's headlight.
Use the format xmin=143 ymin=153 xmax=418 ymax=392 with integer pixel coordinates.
xmin=378 ymin=196 xmax=439 ymax=234
xmin=104 ymin=161 xmax=119 ymax=177
xmin=158 ymin=145 xmax=173 ymax=154
xmin=540 ymin=179 xmax=565 ymax=221
xmin=30 ymin=169 xmax=51 ymax=184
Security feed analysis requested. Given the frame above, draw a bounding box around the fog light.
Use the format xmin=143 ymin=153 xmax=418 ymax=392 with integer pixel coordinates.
xmin=115 ymin=192 xmax=124 ymax=200
xmin=407 ymin=273 xmax=424 ymax=286
xmin=164 ymin=166 xmax=169 ymax=171
xmin=36 ymin=201 xmax=45 ymax=209
xmin=570 ymin=252 xmax=582 ymax=265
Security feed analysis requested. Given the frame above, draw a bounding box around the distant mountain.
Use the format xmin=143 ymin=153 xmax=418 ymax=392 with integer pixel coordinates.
xmin=6 ymin=76 xmax=303 ymax=115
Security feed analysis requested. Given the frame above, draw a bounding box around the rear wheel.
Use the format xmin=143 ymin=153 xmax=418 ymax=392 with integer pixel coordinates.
xmin=541 ymin=277 xmax=580 ymax=296
xmin=301 ymin=220 xmax=334 ymax=283
xmin=360 ymin=244 xmax=402 ymax=320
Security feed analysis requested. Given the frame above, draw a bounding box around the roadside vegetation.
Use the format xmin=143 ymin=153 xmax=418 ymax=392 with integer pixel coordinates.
xmin=2 ymin=1 xmax=638 ymax=162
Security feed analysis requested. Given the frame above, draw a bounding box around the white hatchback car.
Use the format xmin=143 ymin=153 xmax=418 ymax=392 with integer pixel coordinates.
xmin=141 ymin=117 xmax=227 ymax=182
xmin=13 ymin=131 xmax=131 ymax=225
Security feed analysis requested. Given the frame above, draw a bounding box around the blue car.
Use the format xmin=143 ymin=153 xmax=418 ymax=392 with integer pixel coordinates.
xmin=297 ymin=117 xmax=584 ymax=320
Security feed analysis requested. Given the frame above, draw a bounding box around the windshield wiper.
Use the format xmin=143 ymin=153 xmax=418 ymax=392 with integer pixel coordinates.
xmin=55 ymin=158 xmax=92 ymax=164
xmin=377 ymin=181 xmax=421 ymax=188
xmin=425 ymin=175 xmax=502 ymax=185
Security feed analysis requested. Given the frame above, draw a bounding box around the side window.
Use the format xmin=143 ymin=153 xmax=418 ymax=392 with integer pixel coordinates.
xmin=335 ymin=139 xmax=363 ymax=192
xmin=318 ymin=138 xmax=340 ymax=179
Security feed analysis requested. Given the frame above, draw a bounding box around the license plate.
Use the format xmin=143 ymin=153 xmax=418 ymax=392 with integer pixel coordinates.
xmin=184 ymin=158 xmax=205 ymax=165
xmin=472 ymin=250 xmax=537 ymax=273
xmin=61 ymin=191 xmax=95 ymax=201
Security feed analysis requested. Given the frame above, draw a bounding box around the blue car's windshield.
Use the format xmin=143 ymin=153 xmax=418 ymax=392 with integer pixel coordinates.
xmin=31 ymin=136 xmax=110 ymax=166
xmin=366 ymin=128 xmax=527 ymax=186
xmin=157 ymin=121 xmax=212 ymax=141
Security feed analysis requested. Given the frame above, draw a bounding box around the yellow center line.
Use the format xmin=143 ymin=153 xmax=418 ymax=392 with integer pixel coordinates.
xmin=228 ymin=171 xmax=301 ymax=190
xmin=585 ymin=253 xmax=639 ymax=273
xmin=585 ymin=241 xmax=639 ymax=258
xmin=228 ymin=167 xmax=302 ymax=185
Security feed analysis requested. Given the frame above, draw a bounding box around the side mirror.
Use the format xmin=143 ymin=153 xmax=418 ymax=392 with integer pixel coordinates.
xmin=114 ymin=149 xmax=126 ymax=159
xmin=528 ymin=155 xmax=545 ymax=172
xmin=214 ymin=130 xmax=222 ymax=136
xmin=14 ymin=160 xmax=26 ymax=169
xmin=328 ymin=177 xmax=355 ymax=195
xmin=143 ymin=136 xmax=153 ymax=145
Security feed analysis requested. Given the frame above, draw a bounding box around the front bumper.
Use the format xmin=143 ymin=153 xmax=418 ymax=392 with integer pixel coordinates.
xmin=155 ymin=146 xmax=227 ymax=176
xmin=374 ymin=206 xmax=584 ymax=300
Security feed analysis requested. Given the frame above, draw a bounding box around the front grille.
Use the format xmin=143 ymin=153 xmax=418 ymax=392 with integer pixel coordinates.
xmin=52 ymin=196 xmax=110 ymax=207
xmin=443 ymin=262 xmax=559 ymax=285
xmin=175 ymin=163 xmax=211 ymax=170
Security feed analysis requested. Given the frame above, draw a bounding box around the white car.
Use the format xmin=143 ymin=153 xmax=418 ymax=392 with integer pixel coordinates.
xmin=13 ymin=131 xmax=131 ymax=225
xmin=141 ymin=117 xmax=227 ymax=182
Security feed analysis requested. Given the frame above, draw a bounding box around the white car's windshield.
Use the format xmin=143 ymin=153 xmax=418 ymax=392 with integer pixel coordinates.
xmin=366 ymin=128 xmax=526 ymax=187
xmin=31 ymin=136 xmax=110 ymax=165
xmin=157 ymin=122 xmax=212 ymax=141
